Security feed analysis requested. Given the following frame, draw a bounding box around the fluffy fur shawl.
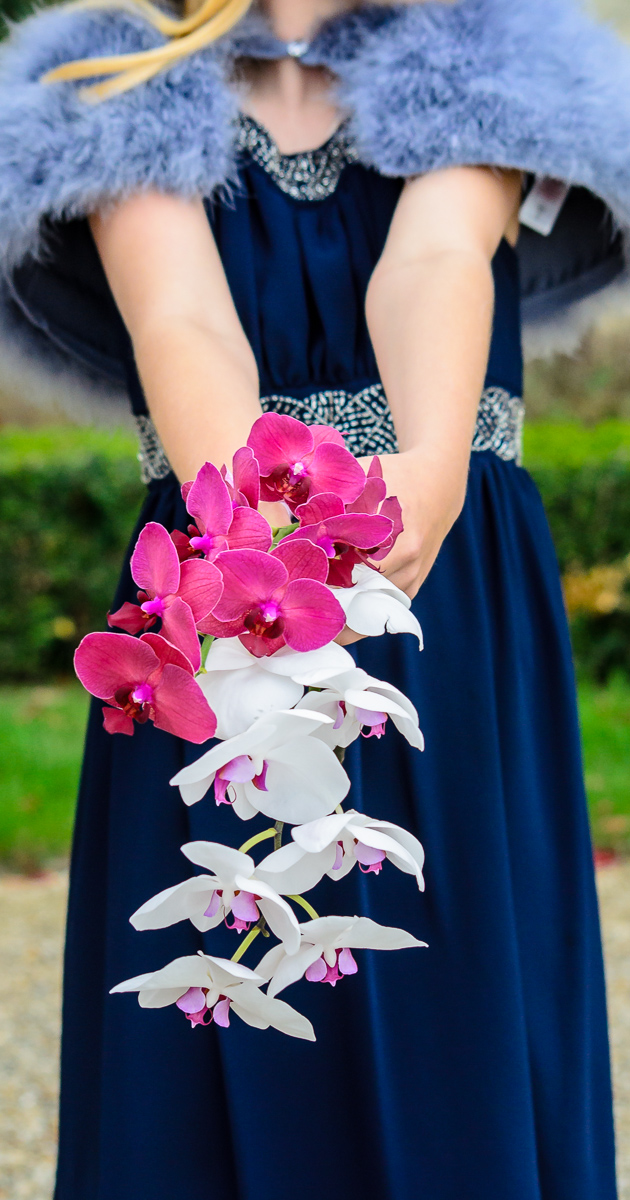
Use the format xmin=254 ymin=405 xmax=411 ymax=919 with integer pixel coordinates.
xmin=1 ymin=0 xmax=630 ymax=412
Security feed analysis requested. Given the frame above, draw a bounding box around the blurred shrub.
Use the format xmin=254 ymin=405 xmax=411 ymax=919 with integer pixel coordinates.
xmin=2 ymin=421 xmax=630 ymax=681
xmin=0 ymin=426 xmax=143 ymax=679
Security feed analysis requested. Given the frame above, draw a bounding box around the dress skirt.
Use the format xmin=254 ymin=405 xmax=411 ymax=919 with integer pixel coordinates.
xmin=53 ymin=449 xmax=617 ymax=1200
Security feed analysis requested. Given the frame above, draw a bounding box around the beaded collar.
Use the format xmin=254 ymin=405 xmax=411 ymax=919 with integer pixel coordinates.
xmin=235 ymin=113 xmax=359 ymax=201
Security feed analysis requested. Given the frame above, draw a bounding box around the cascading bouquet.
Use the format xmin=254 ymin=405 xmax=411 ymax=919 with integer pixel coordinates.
xmin=74 ymin=413 xmax=427 ymax=1042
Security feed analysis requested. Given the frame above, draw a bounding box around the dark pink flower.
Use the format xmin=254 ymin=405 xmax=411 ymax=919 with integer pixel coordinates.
xmin=290 ymin=492 xmax=394 ymax=587
xmin=74 ymin=630 xmax=217 ymax=742
xmin=108 ymin=522 xmax=222 ymax=671
xmin=247 ymin=413 xmax=365 ymax=510
xmin=221 ymin=446 xmax=261 ymax=510
xmin=198 ymin=539 xmax=345 ymax=658
xmin=173 ymin=461 xmax=271 ymax=563
xmin=346 ymin=456 xmax=404 ymax=561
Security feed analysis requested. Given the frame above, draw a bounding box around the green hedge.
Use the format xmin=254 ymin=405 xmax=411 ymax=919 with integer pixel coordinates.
xmin=0 ymin=428 xmax=143 ymax=679
xmin=2 ymin=421 xmax=630 ymax=681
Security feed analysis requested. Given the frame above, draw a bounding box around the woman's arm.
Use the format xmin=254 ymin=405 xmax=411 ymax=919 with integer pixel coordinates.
xmin=90 ymin=192 xmax=263 ymax=484
xmin=365 ymin=165 xmax=522 ymax=598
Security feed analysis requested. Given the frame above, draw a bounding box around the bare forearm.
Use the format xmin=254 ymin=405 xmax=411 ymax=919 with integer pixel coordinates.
xmin=133 ymin=320 xmax=263 ymax=483
xmin=367 ymin=247 xmax=494 ymax=508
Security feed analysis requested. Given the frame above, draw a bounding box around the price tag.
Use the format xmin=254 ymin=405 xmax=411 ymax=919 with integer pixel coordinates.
xmin=520 ymin=176 xmax=570 ymax=236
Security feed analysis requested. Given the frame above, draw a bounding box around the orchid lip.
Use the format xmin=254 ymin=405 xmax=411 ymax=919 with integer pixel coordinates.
xmin=141 ymin=597 xmax=166 ymax=618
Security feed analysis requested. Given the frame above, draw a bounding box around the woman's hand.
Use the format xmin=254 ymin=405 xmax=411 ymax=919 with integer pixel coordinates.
xmin=335 ymin=447 xmax=468 ymax=647
xmin=366 ymin=448 xmax=468 ymax=600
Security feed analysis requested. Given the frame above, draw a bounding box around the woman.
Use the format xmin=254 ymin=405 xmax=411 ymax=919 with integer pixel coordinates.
xmin=0 ymin=0 xmax=627 ymax=1195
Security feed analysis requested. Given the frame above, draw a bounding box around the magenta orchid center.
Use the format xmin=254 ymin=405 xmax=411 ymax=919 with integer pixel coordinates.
xmin=267 ymin=463 xmax=311 ymax=504
xmin=305 ymin=947 xmax=358 ymax=987
xmin=243 ymin=600 xmax=285 ymax=640
xmin=140 ymin=596 xmax=166 ymax=619
xmin=189 ymin=531 xmax=228 ymax=558
xmin=114 ymin=683 xmax=154 ymax=724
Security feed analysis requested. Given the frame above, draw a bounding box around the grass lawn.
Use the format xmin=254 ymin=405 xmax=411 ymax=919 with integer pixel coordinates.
xmin=0 ymin=678 xmax=628 ymax=870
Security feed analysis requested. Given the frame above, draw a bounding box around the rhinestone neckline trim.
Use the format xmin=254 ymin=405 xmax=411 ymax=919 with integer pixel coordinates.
xmin=235 ymin=113 xmax=359 ymax=201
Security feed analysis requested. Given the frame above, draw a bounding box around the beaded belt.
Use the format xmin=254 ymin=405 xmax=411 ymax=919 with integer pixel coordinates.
xmin=136 ymin=384 xmax=524 ymax=483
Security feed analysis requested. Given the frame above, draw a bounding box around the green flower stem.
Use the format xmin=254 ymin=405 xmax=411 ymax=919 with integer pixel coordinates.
xmin=272 ymin=523 xmax=298 ymax=548
xmin=231 ymin=925 xmax=262 ymax=963
xmin=239 ymin=827 xmax=277 ymax=855
xmin=274 ymin=821 xmax=284 ymax=852
xmin=287 ymin=894 xmax=320 ymax=921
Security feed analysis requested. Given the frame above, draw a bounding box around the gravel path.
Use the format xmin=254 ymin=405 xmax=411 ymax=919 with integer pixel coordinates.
xmin=0 ymin=865 xmax=628 ymax=1199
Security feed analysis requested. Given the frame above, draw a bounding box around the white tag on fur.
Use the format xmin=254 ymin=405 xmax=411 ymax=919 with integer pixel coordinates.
xmin=519 ymin=176 xmax=570 ymax=236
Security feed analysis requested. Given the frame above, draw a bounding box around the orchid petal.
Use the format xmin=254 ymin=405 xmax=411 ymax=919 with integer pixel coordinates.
xmin=254 ymin=889 xmax=301 ymax=954
xmin=159 ymin=597 xmax=202 ymax=672
xmin=247 ymin=412 xmax=314 ymax=474
xmin=281 ymin=580 xmax=345 ymax=651
xmin=308 ymin=442 xmax=366 ymax=503
xmin=186 ymin=461 xmax=233 ymax=538
xmin=228 ymin=984 xmax=316 ymax=1041
xmin=181 ymin=841 xmax=255 ymax=878
xmin=295 ymin=492 xmax=345 ymax=523
xmin=262 ymin=641 xmax=354 ymax=684
xmin=244 ymin=736 xmax=349 ymax=824
xmin=177 ymin=558 xmax=223 ymax=621
xmin=102 ymin=706 xmax=134 ymax=735
xmin=265 ymin=943 xmax=324 ymax=998
xmin=212 ymin=550 xmax=288 ymax=620
xmin=140 ymin=631 xmax=195 ymax=676
xmin=152 ymin=664 xmax=216 ymax=742
xmin=131 ymin=522 xmax=181 ymax=598
xmin=75 ymin=632 xmax=157 ymax=699
xmin=107 ymin=601 xmax=146 ymax=634
xmin=271 ymin=537 xmax=329 ymax=584
xmin=227 ymin=507 xmax=273 ymax=553
xmin=309 ymin=424 xmax=346 ymax=449
xmin=198 ymin=665 xmax=303 ymax=739
xmin=232 ymin=446 xmax=260 ymax=509
xmin=255 ymin=840 xmax=337 ymax=895
xmin=171 ymin=718 xmax=275 ymax=788
xmin=130 ymin=875 xmax=218 ymax=931
xmin=292 ymin=812 xmax=353 ymax=854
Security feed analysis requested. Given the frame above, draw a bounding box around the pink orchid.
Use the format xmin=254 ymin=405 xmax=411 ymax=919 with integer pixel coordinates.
xmin=290 ymin=492 xmax=394 ymax=588
xmin=74 ymin=630 xmax=217 ymax=742
xmin=198 ymin=538 xmax=346 ymax=658
xmin=247 ymin=412 xmax=366 ymax=510
xmin=346 ymin=456 xmax=404 ymax=561
xmin=108 ymin=522 xmax=222 ymax=671
xmin=172 ymin=460 xmax=271 ymax=564
xmin=221 ymin=446 xmax=261 ymax=510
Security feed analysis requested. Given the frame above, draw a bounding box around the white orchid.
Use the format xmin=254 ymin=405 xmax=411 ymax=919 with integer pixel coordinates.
xmin=296 ymin=666 xmax=424 ymax=750
xmin=111 ymin=951 xmax=315 ymax=1040
xmin=332 ymin=563 xmax=423 ymax=644
xmin=129 ymin=841 xmax=301 ymax=953
xmin=198 ymin=637 xmax=354 ymax=738
xmin=170 ymin=709 xmax=350 ymax=823
xmin=255 ymin=809 xmax=426 ymax=895
xmin=257 ymin=915 xmax=426 ymax=997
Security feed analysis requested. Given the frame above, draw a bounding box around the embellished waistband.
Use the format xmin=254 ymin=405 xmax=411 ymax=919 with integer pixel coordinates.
xmin=135 ymin=383 xmax=524 ymax=483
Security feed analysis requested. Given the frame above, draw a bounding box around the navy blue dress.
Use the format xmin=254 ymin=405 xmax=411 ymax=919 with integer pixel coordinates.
xmin=54 ymin=118 xmax=617 ymax=1200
